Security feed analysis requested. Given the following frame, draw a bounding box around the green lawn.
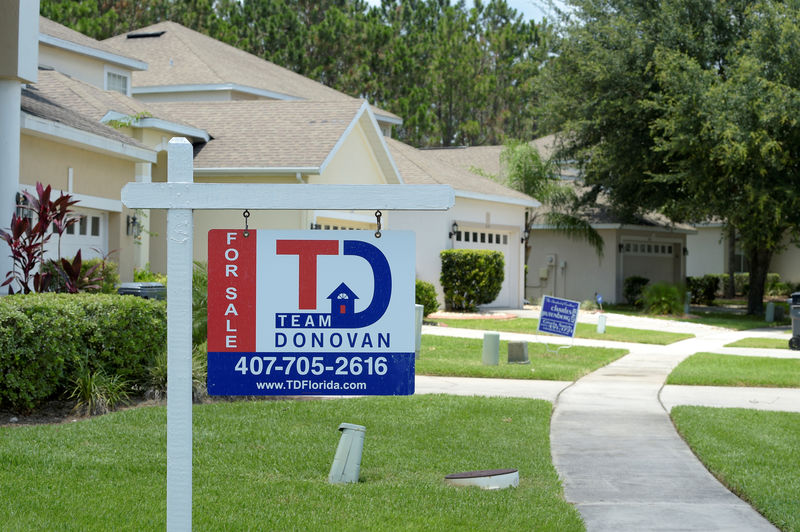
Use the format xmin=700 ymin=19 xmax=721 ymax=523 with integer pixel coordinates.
xmin=724 ymin=337 xmax=792 ymax=349
xmin=666 ymin=352 xmax=800 ymax=388
xmin=604 ymin=303 xmax=790 ymax=330
xmin=0 ymin=396 xmax=583 ymax=531
xmin=432 ymin=317 xmax=692 ymax=344
xmin=417 ymin=335 xmax=627 ymax=381
xmin=672 ymin=406 xmax=800 ymax=531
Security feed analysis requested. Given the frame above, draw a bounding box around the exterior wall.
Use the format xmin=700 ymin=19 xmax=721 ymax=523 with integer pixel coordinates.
xmin=38 ymin=45 xmax=107 ymax=89
xmin=771 ymin=237 xmax=800 ymax=284
xmin=308 ymin=123 xmax=391 ymax=185
xmin=686 ymin=225 xmax=726 ymax=277
xmin=392 ymin=196 xmax=527 ymax=309
xmin=527 ymin=228 xmax=618 ymax=304
xmin=19 ymin=134 xmax=140 ymax=280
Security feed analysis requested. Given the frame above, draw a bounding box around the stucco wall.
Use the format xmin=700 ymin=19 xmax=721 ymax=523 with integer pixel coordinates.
xmin=391 ymin=196 xmax=527 ymax=309
xmin=686 ymin=225 xmax=726 ymax=277
xmin=527 ymin=228 xmax=617 ymax=304
xmin=38 ymin=46 xmax=106 ymax=88
xmin=770 ymin=238 xmax=800 ymax=283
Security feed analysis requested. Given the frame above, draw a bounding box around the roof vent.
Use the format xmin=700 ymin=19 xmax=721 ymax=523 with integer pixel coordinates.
xmin=127 ymin=31 xmax=166 ymax=39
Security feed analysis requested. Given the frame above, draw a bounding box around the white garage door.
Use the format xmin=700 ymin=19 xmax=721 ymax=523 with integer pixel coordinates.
xmin=454 ymin=227 xmax=516 ymax=308
xmin=45 ymin=208 xmax=108 ymax=263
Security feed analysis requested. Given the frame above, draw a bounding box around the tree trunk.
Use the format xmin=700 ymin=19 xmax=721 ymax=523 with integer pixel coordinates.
xmin=746 ymin=247 xmax=773 ymax=315
xmin=725 ymin=225 xmax=736 ymax=298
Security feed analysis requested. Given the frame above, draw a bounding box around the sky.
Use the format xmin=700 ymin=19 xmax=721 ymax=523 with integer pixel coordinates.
xmin=362 ymin=1 xmax=563 ymax=23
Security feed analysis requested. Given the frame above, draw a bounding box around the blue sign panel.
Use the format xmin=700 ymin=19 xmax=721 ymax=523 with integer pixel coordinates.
xmin=537 ymin=295 xmax=581 ymax=338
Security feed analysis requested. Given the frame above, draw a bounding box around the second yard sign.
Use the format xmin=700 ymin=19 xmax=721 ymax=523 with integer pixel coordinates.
xmin=206 ymin=230 xmax=415 ymax=396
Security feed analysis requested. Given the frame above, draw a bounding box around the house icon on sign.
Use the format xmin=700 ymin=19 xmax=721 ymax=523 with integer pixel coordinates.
xmin=328 ymin=283 xmax=358 ymax=317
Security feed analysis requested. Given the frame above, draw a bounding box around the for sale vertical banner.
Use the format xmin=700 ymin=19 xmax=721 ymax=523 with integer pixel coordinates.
xmin=207 ymin=230 xmax=257 ymax=352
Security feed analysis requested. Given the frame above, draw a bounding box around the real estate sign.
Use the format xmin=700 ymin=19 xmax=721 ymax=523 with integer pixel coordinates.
xmin=537 ymin=295 xmax=581 ymax=338
xmin=207 ymin=230 xmax=415 ymax=395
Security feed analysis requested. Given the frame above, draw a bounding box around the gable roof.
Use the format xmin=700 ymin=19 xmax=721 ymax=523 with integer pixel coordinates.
xmin=21 ymin=84 xmax=155 ymax=162
xmin=146 ymin=99 xmax=400 ymax=179
xmin=39 ymin=17 xmax=147 ymax=71
xmin=384 ymin=137 xmax=538 ymax=207
xmin=102 ymin=21 xmax=400 ymax=124
xmin=31 ymin=69 xmax=208 ymax=142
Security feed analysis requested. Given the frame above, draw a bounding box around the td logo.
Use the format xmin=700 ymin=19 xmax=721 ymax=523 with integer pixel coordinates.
xmin=275 ymin=239 xmax=391 ymax=328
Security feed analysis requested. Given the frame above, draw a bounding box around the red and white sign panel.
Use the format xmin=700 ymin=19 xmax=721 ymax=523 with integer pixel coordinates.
xmin=207 ymin=230 xmax=415 ymax=395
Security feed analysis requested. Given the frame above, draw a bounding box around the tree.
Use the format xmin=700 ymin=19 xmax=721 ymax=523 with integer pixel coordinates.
xmin=540 ymin=0 xmax=800 ymax=314
xmin=497 ymin=140 xmax=604 ymax=267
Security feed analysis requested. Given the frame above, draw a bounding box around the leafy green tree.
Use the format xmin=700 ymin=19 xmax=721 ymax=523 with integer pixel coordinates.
xmin=541 ymin=0 xmax=800 ymax=314
xmin=498 ymin=140 xmax=604 ymax=265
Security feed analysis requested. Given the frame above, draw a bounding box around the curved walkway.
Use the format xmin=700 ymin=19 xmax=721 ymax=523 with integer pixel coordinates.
xmin=417 ymin=318 xmax=799 ymax=531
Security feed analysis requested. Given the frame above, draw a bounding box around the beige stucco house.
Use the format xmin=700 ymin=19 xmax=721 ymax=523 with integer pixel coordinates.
xmin=2 ymin=12 xmax=533 ymax=308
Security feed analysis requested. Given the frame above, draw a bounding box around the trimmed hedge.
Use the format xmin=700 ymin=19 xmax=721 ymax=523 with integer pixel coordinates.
xmin=623 ymin=276 xmax=649 ymax=306
xmin=687 ymin=275 xmax=719 ymax=305
xmin=440 ymin=249 xmax=504 ymax=312
xmin=415 ymin=279 xmax=439 ymax=317
xmin=0 ymin=293 xmax=166 ymax=411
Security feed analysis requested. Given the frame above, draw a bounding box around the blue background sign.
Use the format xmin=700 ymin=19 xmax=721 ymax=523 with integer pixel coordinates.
xmin=537 ymin=295 xmax=581 ymax=338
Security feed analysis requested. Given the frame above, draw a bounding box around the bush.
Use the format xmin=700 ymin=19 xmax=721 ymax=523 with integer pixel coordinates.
xmin=192 ymin=261 xmax=208 ymax=347
xmin=623 ymin=276 xmax=649 ymax=306
xmin=0 ymin=293 xmax=166 ymax=410
xmin=42 ymin=257 xmax=119 ymax=294
xmin=134 ymin=263 xmax=167 ymax=285
xmin=440 ymin=250 xmax=504 ymax=312
xmin=718 ymin=272 xmax=750 ymax=296
xmin=687 ymin=275 xmax=719 ymax=305
xmin=642 ymin=282 xmax=685 ymax=315
xmin=415 ymin=280 xmax=439 ymax=316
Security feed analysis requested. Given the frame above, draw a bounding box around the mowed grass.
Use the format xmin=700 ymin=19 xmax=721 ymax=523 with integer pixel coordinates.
xmin=602 ymin=305 xmax=789 ymax=330
xmin=433 ymin=318 xmax=692 ymax=344
xmin=724 ymin=337 xmax=793 ymax=349
xmin=672 ymin=406 xmax=800 ymax=531
xmin=0 ymin=396 xmax=584 ymax=531
xmin=417 ymin=335 xmax=627 ymax=381
xmin=666 ymin=353 xmax=800 ymax=388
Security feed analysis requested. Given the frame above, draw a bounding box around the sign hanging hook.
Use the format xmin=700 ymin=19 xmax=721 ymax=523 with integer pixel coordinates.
xmin=242 ymin=209 xmax=250 ymax=238
xmin=374 ymin=210 xmax=382 ymax=238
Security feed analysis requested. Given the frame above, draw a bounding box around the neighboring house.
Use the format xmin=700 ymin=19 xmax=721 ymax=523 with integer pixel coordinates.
xmin=686 ymin=224 xmax=799 ymax=284
xmin=387 ymin=139 xmax=538 ymax=309
xmin=434 ymin=136 xmax=694 ymax=304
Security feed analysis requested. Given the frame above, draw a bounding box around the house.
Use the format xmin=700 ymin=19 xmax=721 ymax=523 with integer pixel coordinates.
xmin=433 ymin=136 xmax=694 ymax=304
xmin=2 ymin=10 xmax=532 ymax=309
xmin=387 ymin=139 xmax=537 ymax=308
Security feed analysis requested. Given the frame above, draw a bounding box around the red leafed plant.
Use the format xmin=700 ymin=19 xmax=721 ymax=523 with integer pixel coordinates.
xmin=0 ymin=182 xmax=80 ymax=294
xmin=56 ymin=249 xmax=102 ymax=293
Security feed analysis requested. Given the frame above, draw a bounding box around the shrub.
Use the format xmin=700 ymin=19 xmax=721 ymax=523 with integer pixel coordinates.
xmin=0 ymin=293 xmax=166 ymax=410
xmin=440 ymin=249 xmax=504 ymax=312
xmin=415 ymin=279 xmax=439 ymax=316
xmin=719 ymin=272 xmax=750 ymax=296
xmin=192 ymin=261 xmax=208 ymax=347
xmin=687 ymin=275 xmax=719 ymax=305
xmin=134 ymin=263 xmax=167 ymax=285
xmin=623 ymin=276 xmax=649 ymax=306
xmin=68 ymin=362 xmax=130 ymax=416
xmin=42 ymin=256 xmax=119 ymax=294
xmin=642 ymin=282 xmax=685 ymax=315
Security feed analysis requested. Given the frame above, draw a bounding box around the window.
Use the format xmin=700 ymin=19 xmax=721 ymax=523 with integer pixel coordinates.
xmin=91 ymin=216 xmax=100 ymax=237
xmin=106 ymin=71 xmax=129 ymax=95
xmin=79 ymin=216 xmax=87 ymax=235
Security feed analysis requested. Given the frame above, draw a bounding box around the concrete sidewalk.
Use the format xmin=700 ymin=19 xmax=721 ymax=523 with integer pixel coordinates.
xmin=418 ymin=319 xmax=793 ymax=530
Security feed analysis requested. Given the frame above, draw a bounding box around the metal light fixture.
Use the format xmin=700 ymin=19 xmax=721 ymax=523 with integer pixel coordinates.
xmin=683 ymin=246 xmax=689 ymax=256
xmin=449 ymin=221 xmax=459 ymax=238
xmin=126 ymin=215 xmax=141 ymax=238
xmin=521 ymin=228 xmax=530 ymax=244
xmin=619 ymin=243 xmax=625 ymax=253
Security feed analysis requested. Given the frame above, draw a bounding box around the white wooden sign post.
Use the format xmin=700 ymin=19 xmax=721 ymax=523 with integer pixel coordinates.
xmin=121 ymin=138 xmax=454 ymax=531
